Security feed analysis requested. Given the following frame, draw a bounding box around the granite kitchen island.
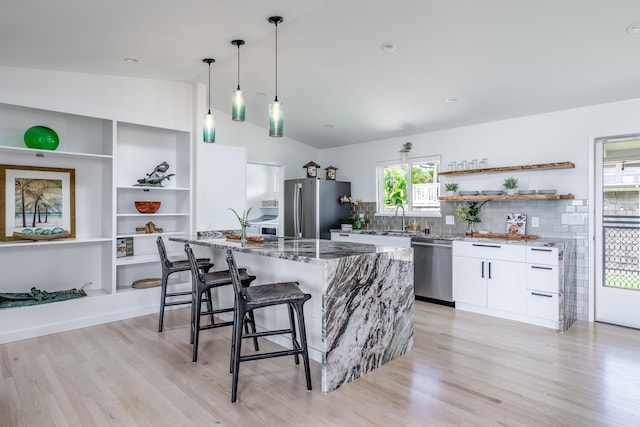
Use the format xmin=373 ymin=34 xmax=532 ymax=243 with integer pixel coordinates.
xmin=170 ymin=233 xmax=413 ymax=393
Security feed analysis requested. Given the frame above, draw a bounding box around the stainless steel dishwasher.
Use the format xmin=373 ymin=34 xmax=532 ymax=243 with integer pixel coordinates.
xmin=411 ymin=237 xmax=454 ymax=306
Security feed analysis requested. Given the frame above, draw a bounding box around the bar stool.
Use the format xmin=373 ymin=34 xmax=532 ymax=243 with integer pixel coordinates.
xmin=184 ymin=244 xmax=259 ymax=363
xmin=157 ymin=236 xmax=214 ymax=332
xmin=225 ymin=249 xmax=312 ymax=402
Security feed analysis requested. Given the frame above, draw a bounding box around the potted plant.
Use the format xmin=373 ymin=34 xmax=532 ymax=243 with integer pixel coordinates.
xmin=503 ymin=176 xmax=519 ymax=195
xmin=229 ymin=207 xmax=252 ymax=242
xmin=455 ymin=201 xmax=488 ymax=235
xmin=444 ymin=182 xmax=459 ymax=196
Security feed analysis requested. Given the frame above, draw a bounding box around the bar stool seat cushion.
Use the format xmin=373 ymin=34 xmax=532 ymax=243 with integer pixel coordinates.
xmin=245 ymin=282 xmax=307 ymax=304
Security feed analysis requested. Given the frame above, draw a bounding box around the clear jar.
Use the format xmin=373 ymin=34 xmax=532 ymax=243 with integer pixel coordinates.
xmin=479 ymin=158 xmax=488 ymax=168
xmin=470 ymin=159 xmax=478 ymax=169
xmin=448 ymin=162 xmax=456 ymax=171
xmin=459 ymin=160 xmax=467 ymax=170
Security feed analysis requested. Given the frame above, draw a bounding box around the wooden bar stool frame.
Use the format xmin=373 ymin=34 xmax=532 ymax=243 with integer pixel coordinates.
xmin=157 ymin=236 xmax=214 ymax=333
xmin=184 ymin=244 xmax=259 ymax=363
xmin=225 ymin=249 xmax=312 ymax=402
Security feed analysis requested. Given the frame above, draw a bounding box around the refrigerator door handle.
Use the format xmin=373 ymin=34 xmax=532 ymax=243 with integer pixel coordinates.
xmin=293 ymin=183 xmax=302 ymax=238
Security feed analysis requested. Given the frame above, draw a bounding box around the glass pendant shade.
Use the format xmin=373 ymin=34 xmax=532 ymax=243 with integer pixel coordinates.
xmin=232 ymin=88 xmax=245 ymax=121
xmin=203 ymin=111 xmax=215 ymax=143
xmin=268 ymin=99 xmax=283 ymax=137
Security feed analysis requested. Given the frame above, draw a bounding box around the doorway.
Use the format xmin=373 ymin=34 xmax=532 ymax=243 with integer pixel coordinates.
xmin=595 ymin=135 xmax=640 ymax=329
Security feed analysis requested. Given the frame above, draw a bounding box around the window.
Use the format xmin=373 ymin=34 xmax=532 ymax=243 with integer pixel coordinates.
xmin=377 ymin=156 xmax=441 ymax=215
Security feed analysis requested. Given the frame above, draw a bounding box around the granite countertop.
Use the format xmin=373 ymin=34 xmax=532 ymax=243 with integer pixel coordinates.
xmin=330 ymin=228 xmax=572 ymax=247
xmin=171 ymin=232 xmax=411 ymax=265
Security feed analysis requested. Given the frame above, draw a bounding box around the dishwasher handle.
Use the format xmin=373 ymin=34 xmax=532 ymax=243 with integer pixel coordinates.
xmin=411 ymin=242 xmax=452 ymax=249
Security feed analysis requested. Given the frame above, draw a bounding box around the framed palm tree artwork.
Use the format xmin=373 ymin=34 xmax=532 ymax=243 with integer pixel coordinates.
xmin=0 ymin=164 xmax=75 ymax=241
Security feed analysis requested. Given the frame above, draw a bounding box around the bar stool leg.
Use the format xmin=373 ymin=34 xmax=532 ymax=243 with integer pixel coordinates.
xmin=294 ymin=302 xmax=312 ymax=391
xmin=158 ymin=270 xmax=170 ymax=332
xmin=247 ymin=311 xmax=259 ymax=351
xmin=231 ymin=303 xmax=245 ymax=402
xmin=288 ymin=303 xmax=300 ymax=365
xmin=192 ymin=287 xmax=204 ymax=363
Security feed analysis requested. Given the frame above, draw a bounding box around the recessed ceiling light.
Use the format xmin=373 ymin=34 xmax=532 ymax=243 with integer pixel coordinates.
xmin=445 ymin=97 xmax=458 ymax=103
xmin=257 ymin=91 xmax=267 ymax=97
xmin=124 ymin=57 xmax=138 ymax=63
xmin=627 ymin=22 xmax=640 ymax=34
xmin=324 ymin=124 xmax=334 ymax=129
xmin=381 ymin=42 xmax=396 ymax=52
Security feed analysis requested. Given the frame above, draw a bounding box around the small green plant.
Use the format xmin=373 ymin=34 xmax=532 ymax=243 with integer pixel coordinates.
xmin=503 ymin=177 xmax=519 ymax=189
xmin=455 ymin=201 xmax=488 ymax=223
xmin=229 ymin=207 xmax=253 ymax=227
xmin=444 ymin=182 xmax=459 ymax=192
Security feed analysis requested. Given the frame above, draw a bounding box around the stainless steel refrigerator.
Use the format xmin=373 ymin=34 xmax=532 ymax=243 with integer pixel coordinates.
xmin=284 ymin=178 xmax=351 ymax=239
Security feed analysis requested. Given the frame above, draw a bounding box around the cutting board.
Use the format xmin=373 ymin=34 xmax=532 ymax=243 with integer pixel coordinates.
xmin=471 ymin=233 xmax=537 ymax=240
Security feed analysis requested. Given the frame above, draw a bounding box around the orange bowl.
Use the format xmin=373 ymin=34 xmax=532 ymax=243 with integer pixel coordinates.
xmin=135 ymin=201 xmax=161 ymax=214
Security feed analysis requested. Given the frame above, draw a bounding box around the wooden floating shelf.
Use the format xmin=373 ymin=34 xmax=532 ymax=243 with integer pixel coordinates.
xmin=440 ymin=194 xmax=575 ymax=201
xmin=439 ymin=161 xmax=575 ymax=176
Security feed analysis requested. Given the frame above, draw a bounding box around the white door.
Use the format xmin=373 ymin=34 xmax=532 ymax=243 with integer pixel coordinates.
xmin=595 ymin=135 xmax=640 ymax=329
xmin=452 ymin=256 xmax=487 ymax=306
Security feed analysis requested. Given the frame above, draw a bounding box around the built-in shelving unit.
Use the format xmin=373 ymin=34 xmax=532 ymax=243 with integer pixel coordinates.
xmin=0 ymin=102 xmax=193 ymax=344
xmin=439 ymin=161 xmax=575 ymax=176
xmin=440 ymin=161 xmax=575 ymax=201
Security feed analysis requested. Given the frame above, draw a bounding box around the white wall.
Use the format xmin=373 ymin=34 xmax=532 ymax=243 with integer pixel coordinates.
xmin=0 ymin=66 xmax=193 ymax=131
xmin=318 ymin=98 xmax=640 ymax=201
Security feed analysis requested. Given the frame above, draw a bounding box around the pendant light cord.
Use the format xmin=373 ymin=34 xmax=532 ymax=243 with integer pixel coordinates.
xmin=237 ymin=45 xmax=241 ymax=91
xmin=207 ymin=61 xmax=212 ymax=114
xmin=274 ymin=20 xmax=278 ymax=102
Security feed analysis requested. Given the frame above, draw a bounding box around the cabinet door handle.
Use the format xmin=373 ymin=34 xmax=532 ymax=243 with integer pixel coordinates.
xmin=531 ymin=292 xmax=553 ymax=298
xmin=488 ymin=261 xmax=492 ymax=279
xmin=531 ymin=265 xmax=553 ymax=270
xmin=531 ymin=248 xmax=553 ymax=252
xmin=472 ymin=243 xmax=502 ymax=248
xmin=481 ymin=261 xmax=485 ymax=278
xmin=338 ymin=234 xmax=350 ymax=237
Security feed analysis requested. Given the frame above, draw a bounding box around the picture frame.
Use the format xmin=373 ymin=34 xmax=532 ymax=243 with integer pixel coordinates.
xmin=116 ymin=237 xmax=134 ymax=257
xmin=0 ymin=164 xmax=76 ymax=241
xmin=506 ymin=213 xmax=526 ymax=235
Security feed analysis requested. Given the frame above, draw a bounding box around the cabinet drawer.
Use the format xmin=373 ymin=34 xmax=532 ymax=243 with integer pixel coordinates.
xmin=526 ymin=246 xmax=559 ymax=265
xmin=526 ymin=264 xmax=559 ymax=293
xmin=359 ymin=234 xmax=411 ymax=248
xmin=331 ymin=232 xmax=360 ymax=243
xmin=453 ymin=241 xmax=526 ymax=262
xmin=526 ymin=290 xmax=559 ymax=321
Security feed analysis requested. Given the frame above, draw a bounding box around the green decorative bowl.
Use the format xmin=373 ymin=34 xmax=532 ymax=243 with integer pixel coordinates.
xmin=24 ymin=126 xmax=59 ymax=150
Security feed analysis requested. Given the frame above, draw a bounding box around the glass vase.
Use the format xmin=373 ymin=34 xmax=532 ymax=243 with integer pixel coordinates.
xmin=466 ymin=222 xmax=475 ymax=236
xmin=241 ymin=226 xmax=247 ymax=243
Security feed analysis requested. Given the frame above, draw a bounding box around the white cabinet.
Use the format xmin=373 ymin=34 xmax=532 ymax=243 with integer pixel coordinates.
xmin=453 ymin=240 xmax=563 ymax=329
xmin=453 ymin=241 xmax=526 ymax=315
xmin=203 ymin=144 xmax=247 ymax=230
xmin=525 ymin=246 xmax=560 ymax=327
xmin=331 ymin=232 xmax=411 ymax=248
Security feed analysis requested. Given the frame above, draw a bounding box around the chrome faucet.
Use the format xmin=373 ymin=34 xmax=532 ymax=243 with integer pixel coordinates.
xmin=394 ymin=205 xmax=406 ymax=230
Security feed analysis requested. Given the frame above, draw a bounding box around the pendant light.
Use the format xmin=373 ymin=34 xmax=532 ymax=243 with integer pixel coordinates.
xmin=268 ymin=16 xmax=284 ymax=137
xmin=202 ymin=58 xmax=216 ymax=143
xmin=231 ymin=40 xmax=246 ymax=122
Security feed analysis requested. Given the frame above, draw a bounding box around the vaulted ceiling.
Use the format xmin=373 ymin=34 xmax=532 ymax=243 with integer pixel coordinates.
xmin=3 ymin=0 xmax=640 ymax=148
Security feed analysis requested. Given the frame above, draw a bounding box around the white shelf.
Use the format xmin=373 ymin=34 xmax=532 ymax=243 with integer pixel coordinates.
xmin=0 ymin=237 xmax=112 ymax=248
xmin=116 ymin=186 xmax=190 ymax=191
xmin=116 ymin=253 xmax=159 ymax=266
xmin=0 ymin=145 xmax=112 ymax=160
xmin=116 ymin=231 xmax=184 ymax=239
xmin=116 ymin=213 xmax=189 ymax=217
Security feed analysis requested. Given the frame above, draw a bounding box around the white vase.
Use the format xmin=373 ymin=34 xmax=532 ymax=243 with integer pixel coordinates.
xmin=506 ymin=188 xmax=517 ymax=195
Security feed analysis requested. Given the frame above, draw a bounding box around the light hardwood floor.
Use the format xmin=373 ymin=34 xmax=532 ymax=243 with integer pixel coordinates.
xmin=1 ymin=301 xmax=639 ymax=426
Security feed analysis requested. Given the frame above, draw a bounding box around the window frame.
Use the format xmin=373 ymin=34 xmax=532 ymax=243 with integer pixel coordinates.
xmin=376 ymin=155 xmax=441 ymax=217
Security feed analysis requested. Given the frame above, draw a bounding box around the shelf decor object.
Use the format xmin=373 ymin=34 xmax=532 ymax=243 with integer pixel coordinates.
xmin=268 ymin=16 xmax=284 ymax=137
xmin=231 ymin=39 xmax=246 ymax=122
xmin=325 ymin=165 xmax=338 ymax=180
xmin=202 ymin=58 xmax=216 ymax=143
xmin=12 ymin=229 xmax=70 ymax=241
xmin=134 ymin=161 xmax=175 ymax=187
xmin=134 ymin=201 xmax=161 ymax=214
xmin=0 ymin=164 xmax=75 ymax=241
xmin=23 ymin=125 xmax=59 ymax=150
xmin=303 ymin=161 xmax=320 ymax=178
